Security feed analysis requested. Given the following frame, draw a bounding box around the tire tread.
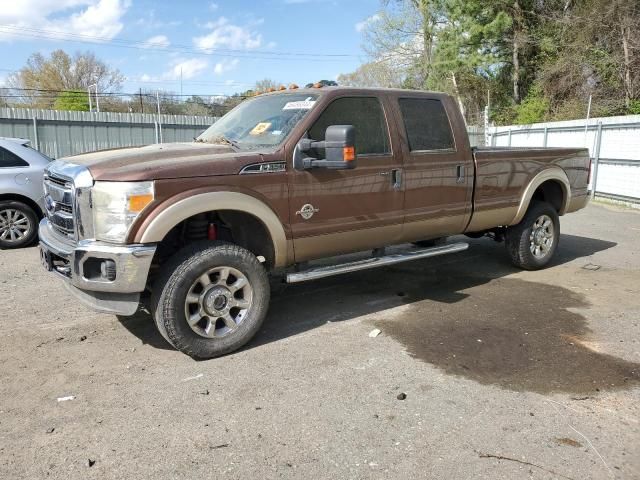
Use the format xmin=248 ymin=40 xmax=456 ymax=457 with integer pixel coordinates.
xmin=150 ymin=241 xmax=269 ymax=358
xmin=505 ymin=201 xmax=560 ymax=270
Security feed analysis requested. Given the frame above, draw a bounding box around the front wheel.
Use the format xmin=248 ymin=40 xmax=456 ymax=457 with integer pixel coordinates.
xmin=0 ymin=201 xmax=38 ymax=249
xmin=151 ymin=241 xmax=270 ymax=358
xmin=505 ymin=201 xmax=560 ymax=270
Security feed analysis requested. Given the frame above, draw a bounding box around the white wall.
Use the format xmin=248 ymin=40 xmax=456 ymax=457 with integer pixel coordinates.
xmin=489 ymin=115 xmax=640 ymax=201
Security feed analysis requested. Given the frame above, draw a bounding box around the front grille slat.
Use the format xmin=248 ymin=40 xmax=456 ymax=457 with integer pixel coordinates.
xmin=46 ymin=175 xmax=71 ymax=188
xmin=44 ymin=173 xmax=75 ymax=238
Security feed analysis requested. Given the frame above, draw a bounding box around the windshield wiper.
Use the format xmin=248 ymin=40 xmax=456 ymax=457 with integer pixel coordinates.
xmin=215 ymin=135 xmax=241 ymax=150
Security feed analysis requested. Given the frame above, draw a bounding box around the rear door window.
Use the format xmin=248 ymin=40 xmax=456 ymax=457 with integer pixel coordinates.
xmin=398 ymin=98 xmax=455 ymax=152
xmin=308 ymin=97 xmax=391 ymax=156
xmin=0 ymin=147 xmax=29 ymax=168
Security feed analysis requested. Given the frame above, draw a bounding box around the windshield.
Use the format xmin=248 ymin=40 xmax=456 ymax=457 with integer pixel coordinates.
xmin=197 ymin=93 xmax=320 ymax=151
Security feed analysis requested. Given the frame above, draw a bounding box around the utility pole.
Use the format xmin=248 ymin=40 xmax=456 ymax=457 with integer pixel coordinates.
xmin=484 ymin=89 xmax=491 ymax=146
xmin=156 ymin=90 xmax=163 ymax=144
xmin=583 ymin=94 xmax=592 ymax=148
xmin=139 ymin=88 xmax=144 ymax=114
xmin=88 ymin=86 xmax=93 ymax=113
xmin=88 ymin=84 xmax=99 ymax=113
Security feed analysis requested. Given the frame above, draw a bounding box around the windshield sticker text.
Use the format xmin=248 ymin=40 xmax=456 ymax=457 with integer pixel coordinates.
xmin=283 ymin=98 xmax=316 ymax=110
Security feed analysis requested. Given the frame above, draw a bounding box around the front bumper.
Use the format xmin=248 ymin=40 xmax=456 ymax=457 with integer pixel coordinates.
xmin=39 ymin=218 xmax=156 ymax=315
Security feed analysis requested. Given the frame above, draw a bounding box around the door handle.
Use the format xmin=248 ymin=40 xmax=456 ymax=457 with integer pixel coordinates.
xmin=380 ymin=169 xmax=402 ymax=189
xmin=456 ymin=165 xmax=465 ymax=183
xmin=391 ymin=168 xmax=402 ymax=190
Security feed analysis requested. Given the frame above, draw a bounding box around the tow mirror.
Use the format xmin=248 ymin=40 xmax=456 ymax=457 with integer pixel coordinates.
xmin=295 ymin=125 xmax=356 ymax=170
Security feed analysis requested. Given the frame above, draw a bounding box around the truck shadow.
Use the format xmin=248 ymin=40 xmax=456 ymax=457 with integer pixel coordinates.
xmin=255 ymin=233 xmax=638 ymax=395
xmin=117 ymin=234 xmax=640 ymax=395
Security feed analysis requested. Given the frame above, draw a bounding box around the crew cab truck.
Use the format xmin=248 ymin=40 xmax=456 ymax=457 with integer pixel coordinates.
xmin=39 ymin=87 xmax=590 ymax=358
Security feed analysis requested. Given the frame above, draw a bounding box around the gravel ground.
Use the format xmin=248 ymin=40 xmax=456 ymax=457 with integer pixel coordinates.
xmin=0 ymin=201 xmax=639 ymax=479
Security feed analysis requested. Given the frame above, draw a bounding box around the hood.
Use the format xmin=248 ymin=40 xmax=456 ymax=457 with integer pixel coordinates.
xmin=64 ymin=142 xmax=265 ymax=181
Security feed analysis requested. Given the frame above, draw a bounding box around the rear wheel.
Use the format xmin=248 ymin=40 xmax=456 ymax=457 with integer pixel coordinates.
xmin=505 ymin=201 xmax=559 ymax=270
xmin=0 ymin=201 xmax=38 ymax=249
xmin=151 ymin=241 xmax=270 ymax=358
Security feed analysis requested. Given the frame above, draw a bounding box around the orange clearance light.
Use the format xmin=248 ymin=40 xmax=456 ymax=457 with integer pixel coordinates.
xmin=343 ymin=146 xmax=355 ymax=162
xmin=128 ymin=193 xmax=154 ymax=212
xmin=278 ymin=85 xmax=286 ymax=91
xmin=288 ymin=83 xmax=299 ymax=89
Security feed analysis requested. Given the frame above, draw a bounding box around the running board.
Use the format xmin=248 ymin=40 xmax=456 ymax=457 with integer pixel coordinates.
xmin=286 ymin=242 xmax=469 ymax=284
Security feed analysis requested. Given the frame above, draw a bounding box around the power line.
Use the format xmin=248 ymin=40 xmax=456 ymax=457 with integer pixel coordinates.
xmin=0 ymin=87 xmax=255 ymax=99
xmin=0 ymin=87 xmax=249 ymax=96
xmin=125 ymin=78 xmax=254 ymax=87
xmin=0 ymin=24 xmax=361 ymax=63
xmin=0 ymin=24 xmax=358 ymax=57
xmin=0 ymin=68 xmax=255 ymax=88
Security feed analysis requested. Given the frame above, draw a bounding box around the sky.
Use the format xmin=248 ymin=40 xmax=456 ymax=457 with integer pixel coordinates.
xmin=0 ymin=0 xmax=382 ymax=98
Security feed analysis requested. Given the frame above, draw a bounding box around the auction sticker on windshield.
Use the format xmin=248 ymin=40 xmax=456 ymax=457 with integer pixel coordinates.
xmin=250 ymin=122 xmax=272 ymax=135
xmin=283 ymin=98 xmax=316 ymax=110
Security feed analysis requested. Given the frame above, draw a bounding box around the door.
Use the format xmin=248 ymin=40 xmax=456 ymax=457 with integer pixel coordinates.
xmin=391 ymin=95 xmax=474 ymax=241
xmin=0 ymin=146 xmax=29 ymax=190
xmin=287 ymin=95 xmax=404 ymax=262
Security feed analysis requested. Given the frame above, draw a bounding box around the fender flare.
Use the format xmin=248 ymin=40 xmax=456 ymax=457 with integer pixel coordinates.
xmin=510 ymin=167 xmax=571 ymax=225
xmin=138 ymin=191 xmax=288 ymax=267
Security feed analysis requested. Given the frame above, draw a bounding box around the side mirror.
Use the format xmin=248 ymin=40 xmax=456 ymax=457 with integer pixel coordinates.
xmin=295 ymin=125 xmax=356 ymax=170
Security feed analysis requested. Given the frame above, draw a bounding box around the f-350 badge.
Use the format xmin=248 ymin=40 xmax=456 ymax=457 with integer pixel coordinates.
xmin=296 ymin=203 xmax=319 ymax=220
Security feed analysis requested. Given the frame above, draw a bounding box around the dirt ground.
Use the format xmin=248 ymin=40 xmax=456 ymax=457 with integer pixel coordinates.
xmin=0 ymin=201 xmax=638 ymax=479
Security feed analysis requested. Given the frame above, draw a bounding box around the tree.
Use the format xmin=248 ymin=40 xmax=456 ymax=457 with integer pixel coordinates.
xmin=7 ymin=49 xmax=124 ymax=108
xmin=304 ymin=80 xmax=338 ymax=88
xmin=362 ymin=0 xmax=446 ymax=88
xmin=53 ymin=90 xmax=90 ymax=111
xmin=254 ymin=78 xmax=279 ymax=92
xmin=183 ymin=96 xmax=215 ymax=116
xmin=537 ymin=0 xmax=639 ymax=118
xmin=337 ymin=61 xmax=404 ymax=88
xmin=357 ymin=0 xmax=534 ymax=121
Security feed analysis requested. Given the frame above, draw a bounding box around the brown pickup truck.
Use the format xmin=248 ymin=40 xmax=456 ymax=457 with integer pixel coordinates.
xmin=39 ymin=87 xmax=591 ymax=358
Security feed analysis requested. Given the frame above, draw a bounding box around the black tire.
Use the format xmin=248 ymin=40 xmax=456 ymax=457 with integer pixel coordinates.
xmin=505 ymin=201 xmax=560 ymax=270
xmin=0 ymin=200 xmax=39 ymax=249
xmin=150 ymin=241 xmax=270 ymax=359
xmin=413 ymin=237 xmax=446 ymax=248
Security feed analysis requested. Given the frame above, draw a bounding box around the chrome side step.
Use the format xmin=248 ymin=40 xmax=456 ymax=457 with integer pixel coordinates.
xmin=286 ymin=242 xmax=469 ymax=284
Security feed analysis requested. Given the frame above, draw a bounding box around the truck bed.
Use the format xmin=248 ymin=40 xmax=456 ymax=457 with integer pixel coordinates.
xmin=466 ymin=146 xmax=590 ymax=232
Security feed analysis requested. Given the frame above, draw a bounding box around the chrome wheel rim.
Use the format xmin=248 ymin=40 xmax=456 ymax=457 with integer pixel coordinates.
xmin=184 ymin=266 xmax=253 ymax=338
xmin=0 ymin=208 xmax=31 ymax=243
xmin=529 ymin=214 xmax=554 ymax=259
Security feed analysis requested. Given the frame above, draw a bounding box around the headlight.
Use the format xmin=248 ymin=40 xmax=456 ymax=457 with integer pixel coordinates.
xmin=92 ymin=181 xmax=154 ymax=243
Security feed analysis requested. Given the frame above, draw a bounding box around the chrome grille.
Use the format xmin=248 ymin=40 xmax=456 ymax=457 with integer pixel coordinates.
xmin=46 ymin=175 xmax=71 ymax=189
xmin=44 ymin=172 xmax=75 ymax=238
xmin=58 ymin=204 xmax=73 ymax=214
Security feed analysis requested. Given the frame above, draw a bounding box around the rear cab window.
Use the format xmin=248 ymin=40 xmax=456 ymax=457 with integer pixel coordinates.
xmin=398 ymin=98 xmax=455 ymax=152
xmin=308 ymin=96 xmax=391 ymax=157
xmin=0 ymin=147 xmax=29 ymax=168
